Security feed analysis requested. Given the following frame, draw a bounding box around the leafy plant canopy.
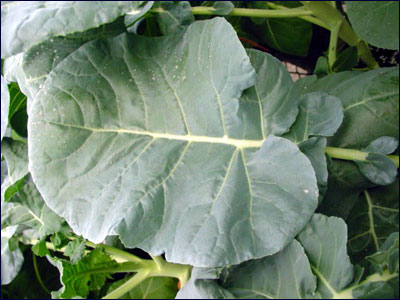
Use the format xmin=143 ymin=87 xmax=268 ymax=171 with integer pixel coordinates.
xmin=1 ymin=1 xmax=399 ymax=299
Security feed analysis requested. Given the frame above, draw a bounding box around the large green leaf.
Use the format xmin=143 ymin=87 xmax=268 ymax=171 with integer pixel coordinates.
xmin=107 ymin=276 xmax=178 ymax=299
xmin=345 ymin=1 xmax=399 ymax=50
xmin=1 ymin=225 xmax=23 ymax=285
xmin=1 ymin=75 xmax=9 ymax=140
xmin=0 ymin=1 xmax=149 ymax=58
xmin=28 ymin=18 xmax=318 ymax=267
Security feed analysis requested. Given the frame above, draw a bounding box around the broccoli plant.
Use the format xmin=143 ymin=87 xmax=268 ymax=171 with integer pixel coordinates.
xmin=1 ymin=1 xmax=398 ymax=299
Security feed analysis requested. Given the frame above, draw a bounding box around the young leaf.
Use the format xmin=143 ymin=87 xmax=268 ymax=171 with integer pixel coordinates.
xmin=212 ymin=1 xmax=234 ymax=15
xmin=314 ymin=56 xmax=329 ymax=78
xmin=283 ymin=92 xmax=343 ymax=144
xmin=345 ymin=1 xmax=399 ymax=50
xmin=155 ymin=1 xmax=195 ymax=35
xmin=332 ymin=46 xmax=358 ymax=72
xmin=356 ymin=153 xmax=397 ymax=185
xmin=107 ymin=276 xmax=178 ymax=299
xmin=0 ymin=1 xmax=148 ymax=58
xmin=32 ymin=238 xmax=51 ymax=257
xmin=1 ymin=225 xmax=24 ymax=285
xmin=356 ymin=137 xmax=398 ymax=185
xmin=243 ymin=49 xmax=296 ymax=137
xmin=50 ymin=249 xmax=117 ymax=299
xmin=3 ymin=175 xmax=67 ymax=238
xmin=1 ymin=138 xmax=28 ymax=184
xmin=1 ymin=75 xmax=9 ymax=141
xmin=367 ymin=232 xmax=399 ymax=274
xmin=27 ymin=18 xmax=318 ymax=267
xmin=64 ymin=238 xmax=86 ymax=264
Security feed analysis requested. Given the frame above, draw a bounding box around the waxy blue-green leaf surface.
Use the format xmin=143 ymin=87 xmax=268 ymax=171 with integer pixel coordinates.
xmin=28 ymin=18 xmax=318 ymax=267
xmin=1 ymin=1 xmax=149 ymax=58
xmin=345 ymin=1 xmax=399 ymax=50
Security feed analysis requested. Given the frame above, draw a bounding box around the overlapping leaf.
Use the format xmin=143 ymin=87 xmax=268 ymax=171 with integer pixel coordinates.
xmin=1 ymin=1 xmax=150 ymax=58
xmin=28 ymin=18 xmax=318 ymax=267
xmin=178 ymin=214 xmax=399 ymax=299
xmin=1 ymin=75 xmax=9 ymax=140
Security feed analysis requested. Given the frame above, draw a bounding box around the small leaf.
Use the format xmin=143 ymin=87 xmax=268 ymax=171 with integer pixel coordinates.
xmin=314 ymin=56 xmax=329 ymax=78
xmin=212 ymin=1 xmax=234 ymax=15
xmin=32 ymin=238 xmax=51 ymax=257
xmin=363 ymin=136 xmax=399 ymax=154
xmin=1 ymin=138 xmax=28 ymax=184
xmin=51 ymin=232 xmax=69 ymax=250
xmin=64 ymin=238 xmax=86 ymax=264
xmin=356 ymin=153 xmax=397 ymax=185
xmin=283 ymin=92 xmax=344 ymax=143
xmin=366 ymin=232 xmax=399 ymax=274
xmin=332 ymin=46 xmax=358 ymax=72
xmin=1 ymin=226 xmax=23 ymax=285
xmin=155 ymin=1 xmax=194 ymax=35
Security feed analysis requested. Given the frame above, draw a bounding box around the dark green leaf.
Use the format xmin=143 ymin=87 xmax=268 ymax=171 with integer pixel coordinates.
xmin=332 ymin=46 xmax=358 ymax=72
xmin=246 ymin=2 xmax=312 ymax=56
xmin=366 ymin=232 xmax=399 ymax=274
xmin=346 ymin=1 xmax=399 ymax=50
xmin=314 ymin=56 xmax=329 ymax=78
xmin=347 ymin=182 xmax=399 ymax=260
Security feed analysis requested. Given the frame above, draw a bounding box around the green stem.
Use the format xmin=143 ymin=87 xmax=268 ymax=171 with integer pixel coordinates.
xmin=325 ymin=147 xmax=399 ymax=167
xmin=300 ymin=1 xmax=379 ymax=69
xmin=32 ymin=252 xmax=51 ymax=295
xmin=102 ymin=271 xmax=149 ymax=299
xmin=151 ymin=6 xmax=314 ymax=18
xmin=84 ymin=240 xmax=142 ymax=264
xmin=149 ymin=254 xmax=165 ymax=270
xmin=328 ymin=19 xmax=343 ymax=69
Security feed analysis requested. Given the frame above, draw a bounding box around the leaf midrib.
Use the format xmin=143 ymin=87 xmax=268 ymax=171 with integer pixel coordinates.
xmin=48 ymin=121 xmax=265 ymax=148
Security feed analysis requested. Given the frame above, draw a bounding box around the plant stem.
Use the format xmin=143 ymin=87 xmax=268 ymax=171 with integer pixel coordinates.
xmin=84 ymin=240 xmax=142 ymax=264
xmin=102 ymin=271 xmax=149 ymax=299
xmin=265 ymin=2 xmax=330 ymax=30
xmin=32 ymin=252 xmax=51 ymax=295
xmin=151 ymin=6 xmax=314 ymax=18
xmin=325 ymin=147 xmax=399 ymax=167
xmin=328 ymin=19 xmax=343 ymax=69
xmin=149 ymin=254 xmax=165 ymax=270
